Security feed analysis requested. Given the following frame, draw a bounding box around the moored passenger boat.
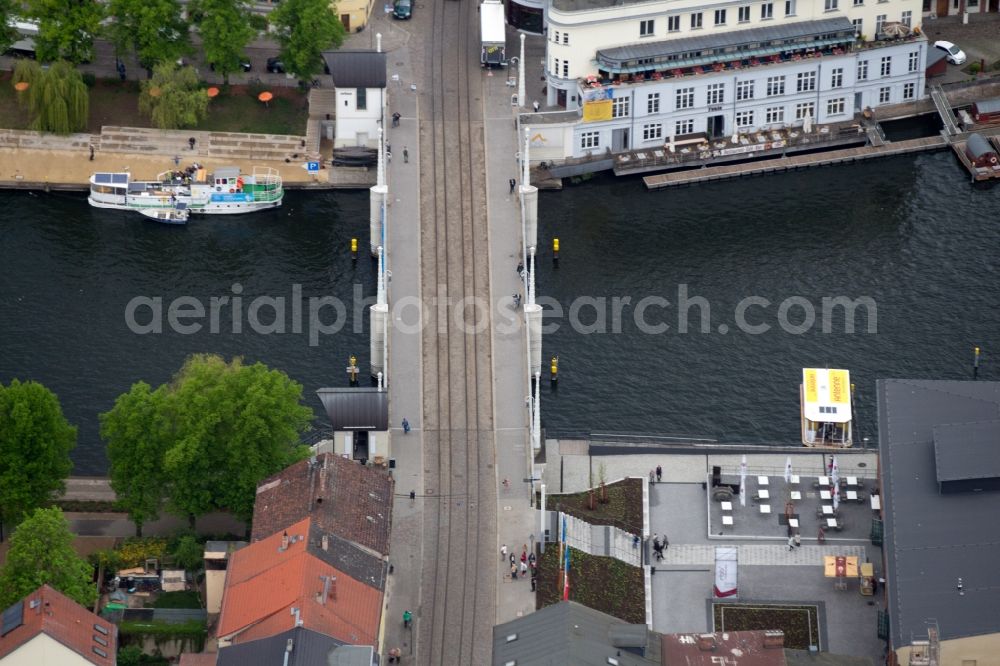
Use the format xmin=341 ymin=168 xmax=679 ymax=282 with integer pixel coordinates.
xmin=88 ymin=165 xmax=283 ymax=217
xmin=800 ymin=367 xmax=853 ymax=447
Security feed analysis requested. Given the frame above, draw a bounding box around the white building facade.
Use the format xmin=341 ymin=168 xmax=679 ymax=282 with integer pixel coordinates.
xmin=322 ymin=51 xmax=387 ymax=149
xmin=540 ymin=0 xmax=928 ymax=158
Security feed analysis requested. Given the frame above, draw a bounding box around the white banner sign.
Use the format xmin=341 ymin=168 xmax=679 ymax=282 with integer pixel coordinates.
xmin=714 ymin=546 xmax=738 ymax=598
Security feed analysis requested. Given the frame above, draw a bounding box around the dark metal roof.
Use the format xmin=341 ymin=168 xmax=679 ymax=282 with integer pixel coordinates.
xmin=317 ymin=388 xmax=388 ymax=431
xmin=307 ymin=522 xmax=387 ymax=591
xmin=877 ymin=379 xmax=1000 ymax=649
xmin=322 ymin=51 xmax=387 ymax=89
xmin=598 ymin=17 xmax=854 ymax=65
xmin=973 ymin=97 xmax=1000 ymax=114
xmin=925 ymin=47 xmax=948 ymax=67
xmin=492 ymin=601 xmax=660 ymax=666
xmin=932 ymin=420 xmax=1000 ymax=483
xmin=965 ymin=132 xmax=994 ymax=158
xmin=217 ymin=627 xmax=373 ymax=666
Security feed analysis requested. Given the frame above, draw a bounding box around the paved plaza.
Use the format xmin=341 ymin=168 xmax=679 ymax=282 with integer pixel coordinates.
xmin=649 ymin=481 xmax=884 ymax=660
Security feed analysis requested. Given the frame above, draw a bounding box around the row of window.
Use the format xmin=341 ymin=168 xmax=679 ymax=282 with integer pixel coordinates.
xmin=631 ymin=7 xmax=911 ymax=37
xmin=584 ymin=83 xmax=917 ymax=149
xmin=623 ymin=55 xmax=916 ymax=116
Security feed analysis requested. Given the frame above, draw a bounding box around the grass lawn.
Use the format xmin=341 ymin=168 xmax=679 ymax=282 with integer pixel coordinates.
xmin=150 ymin=590 xmax=202 ymax=609
xmin=712 ymin=602 xmax=821 ymax=650
xmin=0 ymin=73 xmax=308 ymax=135
xmin=536 ymin=545 xmax=645 ymax=624
xmin=548 ymin=478 xmax=642 ymax=533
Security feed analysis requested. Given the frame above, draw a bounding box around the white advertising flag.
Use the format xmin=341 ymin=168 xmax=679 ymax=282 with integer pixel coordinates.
xmin=784 ymin=456 xmax=793 ymax=484
xmin=739 ymin=455 xmax=748 ymax=507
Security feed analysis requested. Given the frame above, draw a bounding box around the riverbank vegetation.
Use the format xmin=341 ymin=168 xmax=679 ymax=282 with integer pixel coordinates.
xmin=0 ymin=72 xmax=308 ymax=134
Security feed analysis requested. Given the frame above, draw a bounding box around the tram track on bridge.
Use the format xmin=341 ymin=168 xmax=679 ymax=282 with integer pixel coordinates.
xmin=417 ymin=0 xmax=496 ymax=661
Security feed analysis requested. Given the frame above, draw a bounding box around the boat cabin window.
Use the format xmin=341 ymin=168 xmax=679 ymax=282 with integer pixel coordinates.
xmin=90 ymin=184 xmax=125 ymax=195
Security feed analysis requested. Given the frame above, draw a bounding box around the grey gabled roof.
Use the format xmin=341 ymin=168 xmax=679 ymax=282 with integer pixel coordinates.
xmin=932 ymin=420 xmax=1000 ymax=483
xmin=322 ymin=51 xmax=387 ymax=89
xmin=598 ymin=16 xmax=854 ymax=65
xmin=974 ymin=97 xmax=1000 ymax=114
xmin=316 ymin=388 xmax=388 ymax=431
xmin=877 ymin=379 xmax=1000 ymax=649
xmin=492 ymin=601 xmax=660 ymax=666
xmin=217 ymin=627 xmax=373 ymax=666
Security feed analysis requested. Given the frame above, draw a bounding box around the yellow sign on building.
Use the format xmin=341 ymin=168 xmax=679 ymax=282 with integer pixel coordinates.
xmin=583 ymin=99 xmax=612 ymax=122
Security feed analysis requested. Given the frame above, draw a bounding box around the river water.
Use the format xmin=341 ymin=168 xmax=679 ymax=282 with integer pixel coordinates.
xmin=0 ymin=190 xmax=373 ymax=474
xmin=1 ymin=151 xmax=998 ymax=474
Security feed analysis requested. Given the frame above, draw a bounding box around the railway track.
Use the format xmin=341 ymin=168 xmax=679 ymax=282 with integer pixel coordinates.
xmin=416 ymin=0 xmax=496 ymax=662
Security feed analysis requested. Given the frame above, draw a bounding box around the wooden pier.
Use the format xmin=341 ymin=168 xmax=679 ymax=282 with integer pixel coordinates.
xmin=643 ymin=136 xmax=948 ymax=190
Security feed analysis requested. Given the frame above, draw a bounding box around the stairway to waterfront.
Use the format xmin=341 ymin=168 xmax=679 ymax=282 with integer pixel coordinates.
xmin=930 ymin=85 xmax=960 ymax=137
xmin=97 ymin=126 xmax=310 ymax=162
xmin=306 ymin=88 xmax=338 ymax=156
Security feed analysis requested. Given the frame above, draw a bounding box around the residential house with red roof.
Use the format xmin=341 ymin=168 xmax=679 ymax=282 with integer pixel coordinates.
xmin=0 ymin=585 xmax=116 ymax=666
xmin=217 ymin=515 xmax=387 ymax=650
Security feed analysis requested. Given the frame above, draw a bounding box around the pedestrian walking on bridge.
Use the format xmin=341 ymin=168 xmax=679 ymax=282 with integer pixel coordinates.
xmin=403 ymin=610 xmax=412 ymax=628
xmin=403 ymin=147 xmax=409 ymax=163
xmin=402 ymin=418 xmax=410 ymax=434
xmin=509 ymin=178 xmax=516 ymax=193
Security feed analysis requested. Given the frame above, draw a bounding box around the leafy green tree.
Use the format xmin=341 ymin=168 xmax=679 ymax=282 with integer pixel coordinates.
xmin=0 ymin=508 xmax=96 ymax=608
xmin=0 ymin=380 xmax=75 ymax=536
xmin=269 ymin=0 xmax=344 ymax=81
xmin=24 ymin=0 xmax=103 ymax=64
xmin=163 ymin=355 xmax=312 ymax=525
xmin=0 ymin=0 xmax=19 ymax=54
xmin=107 ymin=0 xmax=189 ymax=73
xmin=117 ymin=645 xmax=143 ymax=666
xmin=171 ymin=535 xmax=204 ymax=572
xmin=139 ymin=63 xmax=210 ymax=129
xmin=101 ymin=382 xmax=170 ymax=537
xmin=20 ymin=60 xmax=90 ymax=133
xmin=189 ymin=0 xmax=256 ymax=85
xmin=101 ymin=355 xmax=311 ymax=529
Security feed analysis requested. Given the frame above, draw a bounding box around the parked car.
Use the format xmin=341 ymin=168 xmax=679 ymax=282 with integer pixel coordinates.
xmin=210 ymin=59 xmax=252 ymax=72
xmin=934 ymin=40 xmax=967 ymax=66
xmin=266 ymin=57 xmax=285 ymax=73
xmin=393 ymin=0 xmax=412 ymax=19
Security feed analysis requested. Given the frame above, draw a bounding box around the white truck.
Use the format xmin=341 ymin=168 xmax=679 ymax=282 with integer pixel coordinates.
xmin=480 ymin=0 xmax=506 ymax=68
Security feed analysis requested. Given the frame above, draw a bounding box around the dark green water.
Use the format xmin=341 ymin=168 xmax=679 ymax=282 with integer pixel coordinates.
xmin=1 ymin=151 xmax=998 ymax=473
xmin=0 ymin=190 xmax=373 ymax=474
xmin=535 ymin=151 xmax=1000 ymax=445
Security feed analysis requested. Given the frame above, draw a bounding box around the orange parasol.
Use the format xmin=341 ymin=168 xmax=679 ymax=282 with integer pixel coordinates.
xmin=14 ymin=81 xmax=30 ymax=91
xmin=258 ymin=91 xmax=273 ymax=106
xmin=206 ymin=87 xmax=220 ymax=98
xmin=149 ymin=86 xmax=162 ymax=97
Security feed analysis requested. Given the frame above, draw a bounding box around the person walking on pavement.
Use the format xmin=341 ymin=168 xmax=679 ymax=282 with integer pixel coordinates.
xmin=500 ymin=544 xmax=508 ymax=560
xmin=403 ymin=147 xmax=409 ymax=163
xmin=392 ymin=111 xmax=401 ymax=127
xmin=402 ymin=418 xmax=410 ymax=434
xmin=656 ymin=465 xmax=663 ymax=482
xmin=532 ymin=100 xmax=540 ymax=112
xmin=509 ymin=177 xmax=516 ymax=193
xmin=513 ymin=293 xmax=521 ymax=308
xmin=520 ymin=560 xmax=528 ymax=576
xmin=649 ymin=469 xmax=655 ymax=484
xmin=403 ymin=610 xmax=412 ymax=628
xmin=511 ymin=562 xmax=518 ymax=580
xmin=516 ymin=261 xmax=524 ymax=277
xmin=530 ymin=573 xmax=537 ymax=591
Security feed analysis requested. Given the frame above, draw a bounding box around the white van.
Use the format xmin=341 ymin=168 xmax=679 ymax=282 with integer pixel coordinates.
xmin=6 ymin=18 xmax=40 ymax=57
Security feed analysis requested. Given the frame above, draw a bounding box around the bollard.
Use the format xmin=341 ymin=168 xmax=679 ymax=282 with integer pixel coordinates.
xmin=552 ymin=237 xmax=560 ymax=266
xmin=348 ymin=354 xmax=359 ymax=385
xmin=550 ymin=355 xmax=559 ymax=385
xmin=973 ymin=346 xmax=981 ymax=380
xmin=351 ymin=238 xmax=358 ymax=261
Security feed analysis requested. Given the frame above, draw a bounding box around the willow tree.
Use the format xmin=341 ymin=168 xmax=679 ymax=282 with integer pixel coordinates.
xmin=139 ymin=63 xmax=210 ymax=129
xmin=24 ymin=61 xmax=89 ymax=133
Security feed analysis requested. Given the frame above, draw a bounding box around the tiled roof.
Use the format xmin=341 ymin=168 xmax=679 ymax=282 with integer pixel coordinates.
xmin=0 ymin=585 xmax=116 ymax=666
xmin=217 ymin=518 xmax=383 ymax=647
xmin=178 ymin=653 xmax=218 ymax=666
xmin=251 ymin=453 xmax=393 ymax=556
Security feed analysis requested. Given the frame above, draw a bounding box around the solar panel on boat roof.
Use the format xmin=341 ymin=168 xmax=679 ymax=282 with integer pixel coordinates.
xmin=112 ymin=174 xmax=129 ymax=184
xmin=94 ymin=173 xmax=112 ymax=183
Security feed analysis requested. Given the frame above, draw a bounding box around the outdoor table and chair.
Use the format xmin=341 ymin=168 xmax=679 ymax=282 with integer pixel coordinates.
xmin=824 ymin=555 xmax=858 ymax=591
xmin=814 ymin=475 xmax=830 ymax=488
xmin=790 ymin=490 xmax=802 ymax=500
xmin=820 ymin=489 xmax=832 ymax=501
